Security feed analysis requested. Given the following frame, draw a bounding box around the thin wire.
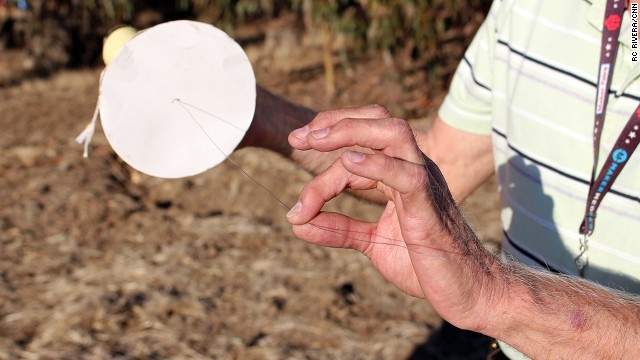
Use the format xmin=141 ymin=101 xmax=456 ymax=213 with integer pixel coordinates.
xmin=173 ymin=98 xmax=447 ymax=261
xmin=173 ymin=98 xmax=246 ymax=132
xmin=174 ymin=99 xmax=291 ymax=210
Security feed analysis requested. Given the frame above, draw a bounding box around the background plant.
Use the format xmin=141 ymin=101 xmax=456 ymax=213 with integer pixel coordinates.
xmin=1 ymin=0 xmax=490 ymax=76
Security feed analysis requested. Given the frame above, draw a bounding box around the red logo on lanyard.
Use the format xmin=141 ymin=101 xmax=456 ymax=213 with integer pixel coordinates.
xmin=604 ymin=14 xmax=621 ymax=31
xmin=636 ymin=107 xmax=640 ymax=118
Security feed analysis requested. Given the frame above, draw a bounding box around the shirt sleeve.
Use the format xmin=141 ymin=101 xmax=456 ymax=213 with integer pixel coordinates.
xmin=438 ymin=0 xmax=502 ymax=135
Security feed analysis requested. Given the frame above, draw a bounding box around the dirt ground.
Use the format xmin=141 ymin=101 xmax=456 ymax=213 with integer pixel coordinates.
xmin=0 ymin=19 xmax=501 ymax=360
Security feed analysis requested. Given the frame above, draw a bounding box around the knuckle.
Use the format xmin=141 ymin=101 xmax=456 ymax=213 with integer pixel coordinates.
xmin=388 ymin=117 xmax=413 ymax=139
xmin=365 ymin=104 xmax=392 ymax=118
xmin=412 ymin=164 xmax=430 ymax=191
xmin=388 ymin=116 xmax=409 ymax=128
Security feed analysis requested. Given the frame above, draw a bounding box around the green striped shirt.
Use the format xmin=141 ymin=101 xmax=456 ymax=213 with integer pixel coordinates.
xmin=440 ymin=0 xmax=640 ymax=293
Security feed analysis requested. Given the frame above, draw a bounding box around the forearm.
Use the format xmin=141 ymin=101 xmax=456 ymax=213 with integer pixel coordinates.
xmin=423 ymin=192 xmax=640 ymax=357
xmin=414 ymin=159 xmax=640 ymax=358
xmin=487 ymin=261 xmax=640 ymax=358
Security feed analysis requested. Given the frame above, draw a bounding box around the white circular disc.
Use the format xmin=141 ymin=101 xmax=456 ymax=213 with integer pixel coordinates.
xmin=100 ymin=20 xmax=256 ymax=178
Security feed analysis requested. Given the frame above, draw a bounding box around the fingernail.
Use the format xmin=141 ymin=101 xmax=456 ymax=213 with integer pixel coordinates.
xmin=311 ymin=128 xmax=329 ymax=139
xmin=348 ymin=151 xmax=366 ymax=163
xmin=291 ymin=125 xmax=309 ymax=139
xmin=287 ymin=201 xmax=303 ymax=218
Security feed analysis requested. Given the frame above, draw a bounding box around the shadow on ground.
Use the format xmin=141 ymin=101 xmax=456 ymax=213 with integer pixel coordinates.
xmin=409 ymin=322 xmax=491 ymax=360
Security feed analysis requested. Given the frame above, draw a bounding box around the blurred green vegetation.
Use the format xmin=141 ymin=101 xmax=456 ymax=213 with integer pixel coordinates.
xmin=0 ymin=0 xmax=490 ymax=75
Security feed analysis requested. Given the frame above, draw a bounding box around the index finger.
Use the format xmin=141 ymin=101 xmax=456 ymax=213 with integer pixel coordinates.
xmin=305 ymin=117 xmax=425 ymax=165
xmin=289 ymin=104 xmax=392 ymax=150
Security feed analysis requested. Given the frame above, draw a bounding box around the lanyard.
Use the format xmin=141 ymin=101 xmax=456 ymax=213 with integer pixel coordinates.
xmin=575 ymin=0 xmax=640 ymax=276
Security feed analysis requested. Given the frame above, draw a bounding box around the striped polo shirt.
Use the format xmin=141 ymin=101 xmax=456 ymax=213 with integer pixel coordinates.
xmin=439 ymin=0 xmax=640 ymax=293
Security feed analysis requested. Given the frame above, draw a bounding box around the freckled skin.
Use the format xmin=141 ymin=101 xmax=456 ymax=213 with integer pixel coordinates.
xmin=570 ymin=309 xmax=589 ymax=331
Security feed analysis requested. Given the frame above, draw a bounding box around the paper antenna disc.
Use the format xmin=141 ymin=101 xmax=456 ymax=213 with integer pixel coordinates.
xmin=100 ymin=20 xmax=256 ymax=178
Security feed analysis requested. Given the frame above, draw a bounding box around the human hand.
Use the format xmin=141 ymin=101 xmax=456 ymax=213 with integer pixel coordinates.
xmin=286 ymin=105 xmax=503 ymax=332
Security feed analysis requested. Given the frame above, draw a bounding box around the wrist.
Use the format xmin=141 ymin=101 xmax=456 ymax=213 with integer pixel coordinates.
xmin=459 ymin=254 xmax=512 ymax=335
xmin=473 ymin=259 xmax=518 ymax=337
xmin=479 ymin=261 xmax=640 ymax=358
xmin=480 ymin=261 xmax=565 ymax=353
